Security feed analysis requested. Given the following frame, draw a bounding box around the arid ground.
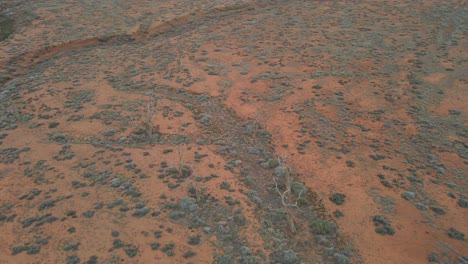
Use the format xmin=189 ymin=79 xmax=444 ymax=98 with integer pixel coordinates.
xmin=0 ymin=0 xmax=467 ymax=263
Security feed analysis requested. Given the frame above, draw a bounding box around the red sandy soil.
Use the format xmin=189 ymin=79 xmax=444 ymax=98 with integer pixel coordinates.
xmin=0 ymin=0 xmax=466 ymax=263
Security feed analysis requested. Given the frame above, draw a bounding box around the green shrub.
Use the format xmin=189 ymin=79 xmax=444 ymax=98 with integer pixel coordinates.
xmin=178 ymin=197 xmax=198 ymax=211
xmin=333 ymin=252 xmax=349 ymax=264
xmin=457 ymin=197 xmax=468 ymax=208
xmin=38 ymin=199 xmax=55 ymax=211
xmin=372 ymin=215 xmax=395 ymax=235
xmin=447 ymin=227 xmax=465 ymax=240
xmin=213 ymin=254 xmax=233 ymax=264
xmin=66 ymin=255 xmax=80 ymax=264
xmin=161 ymin=242 xmax=175 ymax=252
xmin=187 ymin=234 xmax=201 ymax=245
xmin=220 ymin=181 xmax=230 ymax=190
xmin=329 ymin=193 xmax=346 ymax=205
xmin=297 ymin=197 xmax=311 ymax=206
xmin=63 ymin=242 xmax=80 ymax=251
xmin=11 ymin=245 xmax=28 ymax=255
xmin=150 ymin=242 xmax=160 ymax=250
xmin=309 ymin=220 xmax=337 ymax=234
xmin=124 ymin=245 xmax=139 ymax=257
xmin=84 ymin=256 xmax=98 ymax=264
xmin=233 ymin=209 xmax=246 ymax=226
xmin=183 ymin=250 xmax=196 ymax=258
xmin=281 ymin=250 xmax=299 ymax=264
xmin=132 ymin=207 xmax=150 ymax=217
xmin=427 ymin=252 xmax=438 ymax=262
xmin=429 ymin=206 xmax=445 ymax=215
xmin=291 ymin=182 xmax=308 ymax=196
xmin=111 ymin=230 xmax=119 ymax=237
xmin=154 ymin=230 xmax=162 ymax=238
xmin=333 ymin=209 xmax=344 ymax=218
xmin=112 ymin=239 xmax=124 ymax=248
xmin=0 ymin=15 xmax=14 ymax=41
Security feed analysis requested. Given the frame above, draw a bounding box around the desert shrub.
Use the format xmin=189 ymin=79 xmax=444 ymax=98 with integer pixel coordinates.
xmin=329 ymin=193 xmax=346 ymax=205
xmin=429 ymin=206 xmax=445 ymax=215
xmin=179 ymin=165 xmax=192 ymax=178
xmin=242 ymin=177 xmax=256 ymax=188
xmin=309 ymin=220 xmax=337 ymax=234
xmin=35 ymin=214 xmax=58 ymax=226
xmin=168 ymin=210 xmax=185 ymax=220
xmin=151 ymin=210 xmax=161 ymax=217
xmin=238 ymin=246 xmax=256 ymax=264
xmin=333 ymin=252 xmax=350 ymax=264
xmin=233 ymin=209 xmax=246 ymax=226
xmin=401 ymin=191 xmax=416 ymax=200
xmin=83 ymin=256 xmax=98 ymax=264
xmin=225 ymin=195 xmax=240 ymax=206
xmin=107 ymin=199 xmax=123 ymax=209
xmin=110 ymin=178 xmax=124 ymax=187
xmin=187 ymin=182 xmax=197 ymax=195
xmin=35 ymin=237 xmax=48 ymax=245
xmin=297 ymin=197 xmax=311 ymax=206
xmin=333 ymin=209 xmax=344 ymax=218
xmin=112 ymin=239 xmax=124 ymax=248
xmin=316 ymin=235 xmax=330 ymax=246
xmin=291 ymin=182 xmax=307 ymax=195
xmin=269 ymin=249 xmax=299 ymax=264
xmin=66 ymin=255 xmax=80 ymax=264
xmin=111 ymin=230 xmax=119 ymax=237
xmin=101 ymin=128 xmax=116 ymax=137
xmin=93 ymin=202 xmax=103 ymax=209
xmin=414 ymin=203 xmax=427 ymax=210
xmin=220 ymin=181 xmax=230 ymax=190
xmin=38 ymin=199 xmax=55 ymax=211
xmin=213 ymin=254 xmax=233 ymax=264
xmin=267 ymin=158 xmax=280 ymax=168
xmin=124 ymin=245 xmax=139 ymax=257
xmin=372 ymin=215 xmax=395 ymax=235
xmin=427 ymin=252 xmax=439 ymax=262
xmin=270 ymin=208 xmax=288 ymax=222
xmin=124 ymin=186 xmax=141 ymax=197
xmin=161 ymin=242 xmax=175 ymax=253
xmin=154 ymin=230 xmax=163 ymax=238
xmin=187 ymin=234 xmax=201 ymax=245
xmin=63 ymin=242 xmax=80 ymax=251
xmin=369 ymin=154 xmax=386 ymax=160
xmin=150 ymin=242 xmax=160 ymax=250
xmin=447 ymin=227 xmax=465 ymax=240
xmin=82 ymin=210 xmax=95 ymax=218
xmin=0 ymin=15 xmax=14 ymax=41
xmin=21 ymin=213 xmax=57 ymax=227
xmin=345 ymin=160 xmax=354 ymax=167
xmin=48 ymin=133 xmax=69 ymax=144
xmin=118 ymin=204 xmax=129 ymax=212
xmin=457 ymin=197 xmax=468 ymax=208
xmin=376 ymin=226 xmax=395 ymax=235
xmin=178 ymin=197 xmax=198 ymax=211
xmin=46 ymin=121 xmax=59 ymax=129
xmin=245 ymin=189 xmax=262 ymax=204
xmin=21 ymin=215 xmax=44 ymax=227
xmin=274 ymin=166 xmax=288 ymax=177
xmin=183 ymin=250 xmax=196 ymax=258
xmin=11 ymin=245 xmax=29 ymax=255
xmin=132 ymin=207 xmax=150 ymax=217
